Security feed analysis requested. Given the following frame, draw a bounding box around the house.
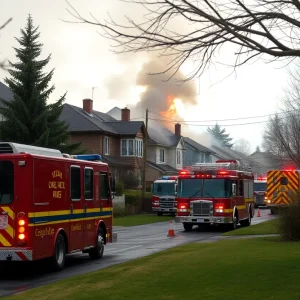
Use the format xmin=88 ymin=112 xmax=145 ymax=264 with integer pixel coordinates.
xmin=59 ymin=99 xmax=147 ymax=184
xmin=0 ymin=81 xmax=13 ymax=102
xmin=183 ymin=136 xmax=215 ymax=166
xmin=145 ymin=123 xmax=185 ymax=184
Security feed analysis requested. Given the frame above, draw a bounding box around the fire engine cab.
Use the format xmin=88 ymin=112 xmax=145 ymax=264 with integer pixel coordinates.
xmin=175 ymin=160 xmax=255 ymax=231
xmin=152 ymin=176 xmax=177 ymax=216
xmin=0 ymin=142 xmax=117 ymax=270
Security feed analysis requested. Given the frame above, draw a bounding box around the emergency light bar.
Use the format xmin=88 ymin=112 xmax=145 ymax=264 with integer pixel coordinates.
xmin=72 ymin=154 xmax=102 ymax=161
xmin=161 ymin=176 xmax=177 ymax=180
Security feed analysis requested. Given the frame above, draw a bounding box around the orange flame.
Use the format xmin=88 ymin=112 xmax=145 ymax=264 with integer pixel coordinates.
xmin=161 ymin=95 xmax=178 ymax=120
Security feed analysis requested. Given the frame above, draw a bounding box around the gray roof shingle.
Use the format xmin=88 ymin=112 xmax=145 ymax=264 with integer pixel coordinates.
xmin=147 ymin=161 xmax=178 ymax=174
xmin=0 ymin=81 xmax=13 ymax=103
xmin=148 ymin=126 xmax=181 ymax=147
xmin=60 ymin=104 xmax=145 ymax=136
xmin=183 ymin=137 xmax=215 ymax=154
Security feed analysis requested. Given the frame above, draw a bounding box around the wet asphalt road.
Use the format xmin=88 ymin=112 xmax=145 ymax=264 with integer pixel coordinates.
xmin=0 ymin=208 xmax=274 ymax=298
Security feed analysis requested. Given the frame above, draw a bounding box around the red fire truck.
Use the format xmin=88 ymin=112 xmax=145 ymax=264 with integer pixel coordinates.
xmin=152 ymin=176 xmax=177 ymax=216
xmin=175 ymin=160 xmax=255 ymax=231
xmin=0 ymin=142 xmax=117 ymax=270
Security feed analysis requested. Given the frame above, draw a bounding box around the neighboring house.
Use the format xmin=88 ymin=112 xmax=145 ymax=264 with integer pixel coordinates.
xmin=145 ymin=123 xmax=185 ymax=185
xmin=59 ymin=99 xmax=147 ymax=184
xmin=183 ymin=136 xmax=215 ymax=166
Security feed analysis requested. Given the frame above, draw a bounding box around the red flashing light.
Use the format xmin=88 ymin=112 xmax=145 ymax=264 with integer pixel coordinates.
xmin=257 ymin=176 xmax=267 ymax=181
xmin=179 ymin=170 xmax=188 ymax=175
xmin=218 ymin=170 xmax=229 ymax=175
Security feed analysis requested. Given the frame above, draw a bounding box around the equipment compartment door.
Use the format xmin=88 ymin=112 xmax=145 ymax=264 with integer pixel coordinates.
xmin=69 ymin=165 xmax=84 ymax=251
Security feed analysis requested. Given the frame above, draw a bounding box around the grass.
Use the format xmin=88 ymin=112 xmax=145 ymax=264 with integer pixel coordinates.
xmin=113 ymin=214 xmax=174 ymax=226
xmin=5 ymin=237 xmax=300 ymax=300
xmin=222 ymin=218 xmax=279 ymax=236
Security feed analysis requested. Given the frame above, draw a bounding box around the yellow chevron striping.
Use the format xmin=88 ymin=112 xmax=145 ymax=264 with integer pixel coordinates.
xmin=0 ymin=233 xmax=11 ymax=246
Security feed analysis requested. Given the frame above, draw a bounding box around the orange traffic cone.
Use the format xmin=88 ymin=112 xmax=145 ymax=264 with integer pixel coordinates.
xmin=257 ymin=208 xmax=261 ymax=217
xmin=167 ymin=220 xmax=175 ymax=237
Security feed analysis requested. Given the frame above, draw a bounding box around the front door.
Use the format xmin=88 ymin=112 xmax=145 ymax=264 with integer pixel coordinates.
xmin=69 ymin=165 xmax=83 ymax=251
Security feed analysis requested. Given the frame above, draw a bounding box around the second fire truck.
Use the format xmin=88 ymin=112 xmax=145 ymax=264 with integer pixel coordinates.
xmin=175 ymin=160 xmax=255 ymax=231
xmin=152 ymin=176 xmax=177 ymax=216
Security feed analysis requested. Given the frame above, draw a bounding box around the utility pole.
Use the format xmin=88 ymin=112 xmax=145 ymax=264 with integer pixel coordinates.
xmin=141 ymin=108 xmax=149 ymax=211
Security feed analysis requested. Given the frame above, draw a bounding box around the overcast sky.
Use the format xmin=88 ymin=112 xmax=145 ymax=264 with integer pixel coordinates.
xmin=0 ymin=0 xmax=292 ymax=152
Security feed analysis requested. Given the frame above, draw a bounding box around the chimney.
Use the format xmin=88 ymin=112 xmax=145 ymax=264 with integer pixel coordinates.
xmin=175 ymin=123 xmax=181 ymax=136
xmin=121 ymin=107 xmax=130 ymax=121
xmin=83 ymin=98 xmax=93 ymax=114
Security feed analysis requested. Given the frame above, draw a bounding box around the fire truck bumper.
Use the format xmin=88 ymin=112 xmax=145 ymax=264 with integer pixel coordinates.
xmin=0 ymin=248 xmax=32 ymax=261
xmin=175 ymin=216 xmax=231 ymax=225
xmin=152 ymin=207 xmax=177 ymax=213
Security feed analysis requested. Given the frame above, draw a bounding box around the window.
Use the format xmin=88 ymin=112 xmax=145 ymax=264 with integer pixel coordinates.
xmin=104 ymin=137 xmax=110 ymax=155
xmin=203 ymin=179 xmax=232 ymax=198
xmin=159 ymin=149 xmax=165 ymax=162
xmin=84 ymin=168 xmax=94 ymax=200
xmin=176 ymin=150 xmax=181 ymax=164
xmin=280 ymin=177 xmax=288 ymax=185
xmin=70 ymin=166 xmax=81 ymax=200
xmin=121 ymin=139 xmax=143 ymax=157
xmin=135 ymin=139 xmax=143 ymax=157
xmin=0 ymin=161 xmax=14 ymax=204
xmin=100 ymin=172 xmax=109 ymax=199
xmin=177 ymin=178 xmax=202 ymax=198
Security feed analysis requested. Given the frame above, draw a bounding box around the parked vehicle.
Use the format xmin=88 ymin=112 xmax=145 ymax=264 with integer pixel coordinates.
xmin=0 ymin=142 xmax=117 ymax=270
xmin=175 ymin=160 xmax=255 ymax=231
xmin=254 ymin=176 xmax=268 ymax=208
xmin=152 ymin=176 xmax=177 ymax=216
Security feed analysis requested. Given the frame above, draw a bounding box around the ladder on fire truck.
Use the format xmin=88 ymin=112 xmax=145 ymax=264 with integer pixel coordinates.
xmin=188 ymin=160 xmax=252 ymax=173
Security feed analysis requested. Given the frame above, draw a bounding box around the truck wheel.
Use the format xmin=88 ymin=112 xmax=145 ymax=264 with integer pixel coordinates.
xmin=53 ymin=233 xmax=66 ymax=271
xmin=183 ymin=222 xmax=193 ymax=232
xmin=89 ymin=228 xmax=105 ymax=259
xmin=240 ymin=210 xmax=251 ymax=227
xmin=229 ymin=211 xmax=238 ymax=231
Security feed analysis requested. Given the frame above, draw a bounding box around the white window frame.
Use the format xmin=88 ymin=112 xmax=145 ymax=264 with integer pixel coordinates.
xmin=104 ymin=136 xmax=110 ymax=155
xmin=159 ymin=149 xmax=165 ymax=163
xmin=121 ymin=138 xmax=143 ymax=157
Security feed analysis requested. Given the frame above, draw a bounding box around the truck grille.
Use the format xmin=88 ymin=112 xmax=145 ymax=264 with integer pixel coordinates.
xmin=159 ymin=198 xmax=175 ymax=208
xmin=255 ymin=194 xmax=265 ymax=204
xmin=191 ymin=201 xmax=212 ymax=216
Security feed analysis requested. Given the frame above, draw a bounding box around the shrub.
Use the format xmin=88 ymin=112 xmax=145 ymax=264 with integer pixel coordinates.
xmin=115 ymin=181 xmax=124 ymax=196
xmin=124 ymin=190 xmax=140 ymax=207
xmin=113 ymin=205 xmax=127 ymax=217
xmin=277 ymin=193 xmax=300 ymax=241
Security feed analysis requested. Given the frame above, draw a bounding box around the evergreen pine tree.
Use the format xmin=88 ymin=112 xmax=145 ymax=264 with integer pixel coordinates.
xmin=255 ymin=145 xmax=261 ymax=152
xmin=207 ymin=123 xmax=234 ymax=148
xmin=0 ymin=15 xmax=83 ymax=154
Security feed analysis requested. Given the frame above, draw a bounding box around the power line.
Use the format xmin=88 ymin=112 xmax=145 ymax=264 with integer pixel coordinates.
xmin=149 ymin=108 xmax=300 ymax=123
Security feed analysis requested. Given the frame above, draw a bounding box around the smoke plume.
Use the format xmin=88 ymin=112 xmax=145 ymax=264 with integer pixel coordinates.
xmin=130 ymin=56 xmax=198 ymax=120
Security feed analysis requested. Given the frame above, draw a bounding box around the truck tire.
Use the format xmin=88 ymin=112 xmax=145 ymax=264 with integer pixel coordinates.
xmin=240 ymin=209 xmax=251 ymax=227
xmin=89 ymin=228 xmax=105 ymax=260
xmin=183 ymin=222 xmax=193 ymax=232
xmin=53 ymin=233 xmax=66 ymax=271
xmin=229 ymin=210 xmax=238 ymax=231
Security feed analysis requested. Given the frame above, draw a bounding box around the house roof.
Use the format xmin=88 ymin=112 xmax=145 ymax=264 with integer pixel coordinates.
xmin=147 ymin=161 xmax=178 ymax=174
xmin=0 ymin=81 xmax=13 ymax=103
xmin=102 ymin=155 xmax=132 ymax=166
xmin=183 ymin=137 xmax=215 ymax=154
xmin=60 ymin=104 xmax=144 ymax=136
xmin=147 ymin=126 xmax=182 ymax=147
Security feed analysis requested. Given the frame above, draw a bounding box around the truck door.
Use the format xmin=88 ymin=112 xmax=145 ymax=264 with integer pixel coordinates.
xmin=69 ymin=165 xmax=84 ymax=251
xmin=0 ymin=159 xmax=16 ymax=248
xmin=99 ymin=171 xmax=112 ymax=235
xmin=83 ymin=167 xmax=95 ymax=248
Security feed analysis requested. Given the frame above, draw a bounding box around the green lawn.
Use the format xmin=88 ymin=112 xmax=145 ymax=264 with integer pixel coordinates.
xmin=113 ymin=214 xmax=174 ymax=226
xmin=222 ymin=218 xmax=279 ymax=236
xmin=6 ymin=237 xmax=300 ymax=300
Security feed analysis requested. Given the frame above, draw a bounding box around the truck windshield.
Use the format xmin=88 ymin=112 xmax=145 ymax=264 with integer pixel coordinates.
xmin=0 ymin=161 xmax=14 ymax=205
xmin=152 ymin=182 xmax=174 ymax=196
xmin=254 ymin=182 xmax=267 ymax=191
xmin=177 ymin=179 xmax=202 ymax=198
xmin=203 ymin=179 xmax=232 ymax=198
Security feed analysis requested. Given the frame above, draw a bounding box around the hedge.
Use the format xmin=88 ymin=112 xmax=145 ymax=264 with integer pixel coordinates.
xmin=124 ymin=189 xmax=151 ymax=206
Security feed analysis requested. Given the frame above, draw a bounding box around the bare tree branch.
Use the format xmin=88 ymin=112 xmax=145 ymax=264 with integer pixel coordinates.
xmin=0 ymin=18 xmax=12 ymax=70
xmin=262 ymin=60 xmax=300 ymax=167
xmin=64 ymin=0 xmax=300 ymax=81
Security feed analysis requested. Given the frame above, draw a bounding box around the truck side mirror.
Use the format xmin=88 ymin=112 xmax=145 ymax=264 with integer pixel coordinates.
xmin=174 ymin=183 xmax=178 ymax=196
xmin=232 ymin=183 xmax=236 ymax=196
